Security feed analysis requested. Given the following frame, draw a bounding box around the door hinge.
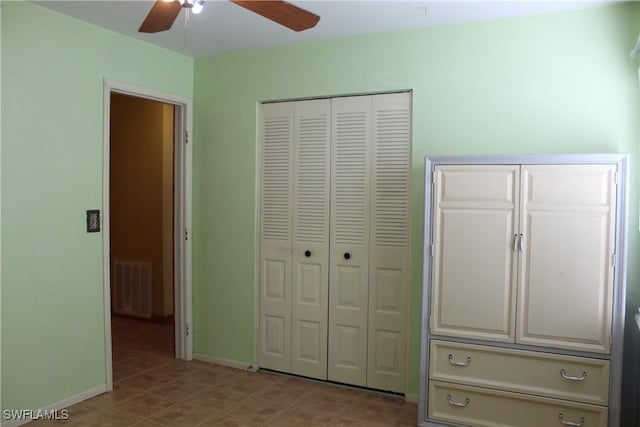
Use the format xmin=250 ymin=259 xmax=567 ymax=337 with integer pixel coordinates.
xmin=614 ymin=171 xmax=618 ymax=185
xmin=185 ymin=130 xmax=189 ymax=144
xmin=185 ymin=228 xmax=189 ymax=241
xmin=430 ymin=243 xmax=435 ymax=257
xmin=186 ymin=323 xmax=190 ymax=336
xmin=612 ymin=253 xmax=616 ymax=267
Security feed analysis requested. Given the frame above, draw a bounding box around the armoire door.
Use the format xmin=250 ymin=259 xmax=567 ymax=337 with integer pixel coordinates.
xmin=431 ymin=165 xmax=520 ymax=343
xmin=258 ymin=102 xmax=294 ymax=372
xmin=291 ymin=99 xmax=331 ymax=379
xmin=516 ymin=165 xmax=617 ymax=354
xmin=328 ymin=96 xmax=372 ymax=387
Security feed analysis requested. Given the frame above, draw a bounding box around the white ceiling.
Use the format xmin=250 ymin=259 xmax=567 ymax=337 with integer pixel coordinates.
xmin=33 ymin=0 xmax=614 ymax=58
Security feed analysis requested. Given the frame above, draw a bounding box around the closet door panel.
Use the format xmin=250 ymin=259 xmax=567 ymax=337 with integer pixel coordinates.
xmin=259 ymin=102 xmax=294 ymax=372
xmin=329 ymin=96 xmax=371 ymax=387
xmin=367 ymin=92 xmax=411 ymax=392
xmin=368 ymin=249 xmax=406 ymax=391
xmin=431 ymin=165 xmax=519 ymax=343
xmin=291 ymin=100 xmax=331 ymax=379
xmin=517 ymin=165 xmax=616 ymax=353
xmin=330 ymin=249 xmax=368 ymax=385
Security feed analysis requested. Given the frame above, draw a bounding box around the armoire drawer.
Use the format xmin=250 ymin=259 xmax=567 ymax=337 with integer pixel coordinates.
xmin=429 ymin=340 xmax=610 ymax=405
xmin=429 ymin=380 xmax=608 ymax=427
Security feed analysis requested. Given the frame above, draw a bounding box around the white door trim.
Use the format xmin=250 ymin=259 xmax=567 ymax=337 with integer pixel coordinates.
xmin=102 ymin=79 xmax=193 ymax=391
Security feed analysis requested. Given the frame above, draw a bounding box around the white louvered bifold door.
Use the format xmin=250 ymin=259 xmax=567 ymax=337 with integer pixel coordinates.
xmin=367 ymin=92 xmax=411 ymax=392
xmin=328 ymin=96 xmax=372 ymax=387
xmin=259 ymin=102 xmax=294 ymax=373
xmin=291 ymin=100 xmax=331 ymax=379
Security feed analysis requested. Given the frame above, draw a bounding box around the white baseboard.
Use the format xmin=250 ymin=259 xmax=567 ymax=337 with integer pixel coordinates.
xmin=404 ymin=393 xmax=418 ymax=403
xmin=193 ymin=353 xmax=258 ymax=372
xmin=1 ymin=384 xmax=107 ymax=427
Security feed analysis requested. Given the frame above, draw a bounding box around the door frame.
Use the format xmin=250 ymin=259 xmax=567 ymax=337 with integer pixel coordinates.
xmin=102 ymin=79 xmax=193 ymax=391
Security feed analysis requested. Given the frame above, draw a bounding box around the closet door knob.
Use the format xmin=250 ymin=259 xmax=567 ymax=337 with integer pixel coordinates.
xmin=304 ymin=250 xmax=311 ymax=257
xmin=343 ymin=252 xmax=351 ymax=260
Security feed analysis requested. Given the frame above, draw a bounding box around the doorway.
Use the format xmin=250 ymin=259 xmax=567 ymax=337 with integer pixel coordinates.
xmin=102 ymin=80 xmax=193 ymax=391
xmin=110 ymin=92 xmax=175 ymax=382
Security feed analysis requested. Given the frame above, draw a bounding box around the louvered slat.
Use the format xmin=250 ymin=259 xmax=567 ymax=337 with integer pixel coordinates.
xmin=294 ymin=113 xmax=329 ymax=243
xmin=333 ymin=111 xmax=368 ymax=245
xmin=262 ymin=116 xmax=292 ymax=240
xmin=372 ymin=106 xmax=410 ymax=247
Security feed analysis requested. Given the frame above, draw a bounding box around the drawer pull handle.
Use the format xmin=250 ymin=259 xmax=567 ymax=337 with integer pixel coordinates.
xmin=446 ymin=394 xmax=470 ymax=408
xmin=560 ymin=369 xmax=587 ymax=381
xmin=559 ymin=414 xmax=585 ymax=426
xmin=448 ymin=354 xmax=472 ymax=366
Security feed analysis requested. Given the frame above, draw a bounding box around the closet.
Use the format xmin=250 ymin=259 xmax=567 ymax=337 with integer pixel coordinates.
xmin=419 ymin=156 xmax=629 ymax=427
xmin=258 ymin=92 xmax=411 ymax=393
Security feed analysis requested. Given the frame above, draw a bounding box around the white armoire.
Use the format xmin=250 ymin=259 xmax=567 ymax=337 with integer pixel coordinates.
xmin=419 ymin=155 xmax=629 ymax=427
xmin=258 ymin=92 xmax=411 ymax=393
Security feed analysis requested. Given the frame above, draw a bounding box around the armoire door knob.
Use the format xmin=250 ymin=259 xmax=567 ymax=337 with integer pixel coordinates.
xmin=344 ymin=252 xmax=351 ymax=260
xmin=304 ymin=250 xmax=311 ymax=257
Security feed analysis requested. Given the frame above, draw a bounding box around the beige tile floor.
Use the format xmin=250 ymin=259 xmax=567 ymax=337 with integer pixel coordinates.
xmin=28 ymin=317 xmax=417 ymax=426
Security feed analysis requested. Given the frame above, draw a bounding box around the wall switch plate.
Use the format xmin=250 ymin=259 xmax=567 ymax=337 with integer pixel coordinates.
xmin=86 ymin=210 xmax=100 ymax=232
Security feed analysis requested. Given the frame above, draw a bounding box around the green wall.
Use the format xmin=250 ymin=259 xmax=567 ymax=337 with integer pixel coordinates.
xmin=1 ymin=1 xmax=193 ymax=412
xmin=192 ymin=2 xmax=640 ymax=423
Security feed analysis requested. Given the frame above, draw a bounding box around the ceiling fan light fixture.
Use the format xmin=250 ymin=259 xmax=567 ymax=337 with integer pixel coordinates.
xmin=140 ymin=0 xmax=319 ymax=34
xmin=192 ymin=0 xmax=204 ymax=15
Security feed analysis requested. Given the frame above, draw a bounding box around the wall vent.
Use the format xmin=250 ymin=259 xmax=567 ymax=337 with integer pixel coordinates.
xmin=113 ymin=260 xmax=152 ymax=319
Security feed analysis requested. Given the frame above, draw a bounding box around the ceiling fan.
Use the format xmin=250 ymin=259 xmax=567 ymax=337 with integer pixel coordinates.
xmin=139 ymin=0 xmax=320 ymax=33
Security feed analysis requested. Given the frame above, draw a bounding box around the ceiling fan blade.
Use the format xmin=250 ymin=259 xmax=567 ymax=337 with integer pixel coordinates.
xmin=230 ymin=1 xmax=320 ymax=32
xmin=139 ymin=0 xmax=182 ymax=33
